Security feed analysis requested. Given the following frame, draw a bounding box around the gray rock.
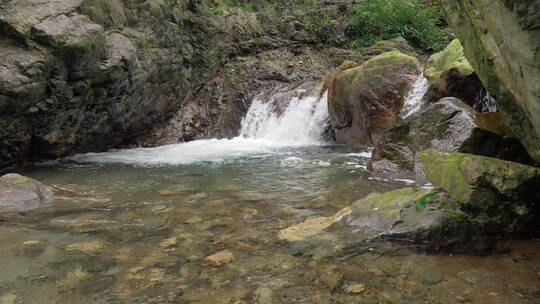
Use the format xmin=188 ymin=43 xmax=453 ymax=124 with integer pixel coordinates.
xmin=368 ymin=97 xmax=535 ymax=175
xmin=442 ymin=0 xmax=540 ymax=162
xmin=0 ymin=173 xmax=55 ymax=212
xmin=420 ymin=150 xmax=540 ymax=231
xmin=32 ymin=13 xmax=104 ymax=48
xmin=0 ymin=0 xmax=361 ymax=168
xmin=278 ymin=188 xmax=492 ymax=258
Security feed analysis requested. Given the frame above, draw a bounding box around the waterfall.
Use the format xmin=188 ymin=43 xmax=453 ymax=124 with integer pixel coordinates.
xmin=473 ymin=88 xmax=498 ymax=112
xmin=401 ymin=74 xmax=429 ymax=118
xmin=69 ymin=86 xmax=331 ymax=165
xmin=240 ymin=90 xmax=330 ymax=145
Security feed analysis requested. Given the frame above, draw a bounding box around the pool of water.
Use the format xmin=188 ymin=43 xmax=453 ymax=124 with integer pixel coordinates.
xmin=0 ymin=144 xmax=539 ymax=304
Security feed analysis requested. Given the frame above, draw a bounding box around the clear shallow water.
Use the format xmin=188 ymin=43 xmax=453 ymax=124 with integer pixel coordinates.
xmin=1 ymin=88 xmax=539 ymax=303
xmin=2 ymin=146 xmax=539 ymax=304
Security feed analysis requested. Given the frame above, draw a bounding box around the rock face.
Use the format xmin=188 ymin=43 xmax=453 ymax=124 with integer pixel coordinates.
xmin=441 ymin=0 xmax=540 ymax=162
xmin=279 ymin=188 xmax=491 ymax=258
xmin=327 ymin=51 xmax=422 ymax=146
xmin=420 ymin=150 xmax=540 ymax=230
xmin=0 ymin=0 xmax=358 ymax=168
xmin=369 ymin=97 xmax=535 ymax=175
xmin=424 ymin=40 xmax=485 ymax=109
xmin=0 ymin=173 xmax=55 ymax=212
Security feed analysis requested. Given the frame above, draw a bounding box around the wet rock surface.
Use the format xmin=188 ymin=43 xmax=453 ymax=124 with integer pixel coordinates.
xmin=327 ymin=51 xmax=422 ymax=146
xmin=280 ymin=187 xmax=492 ymax=258
xmin=0 ymin=173 xmax=55 ymax=212
xmin=0 ymin=0 xmax=358 ymax=168
xmin=369 ymin=97 xmax=536 ymax=175
xmin=442 ymin=0 xmax=540 ymax=162
xmin=420 ymin=150 xmax=540 ymax=231
xmin=424 ymin=39 xmax=485 ymax=109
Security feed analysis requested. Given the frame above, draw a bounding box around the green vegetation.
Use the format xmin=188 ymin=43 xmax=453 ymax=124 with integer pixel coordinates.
xmin=351 ymin=0 xmax=446 ymax=51
xmin=405 ymin=192 xmax=436 ymax=212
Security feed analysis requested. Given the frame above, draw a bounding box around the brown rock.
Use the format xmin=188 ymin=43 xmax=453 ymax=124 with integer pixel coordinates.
xmin=326 ymin=51 xmax=422 ymax=146
xmin=203 ymin=250 xmax=235 ymax=266
xmin=321 ymin=60 xmax=359 ymax=98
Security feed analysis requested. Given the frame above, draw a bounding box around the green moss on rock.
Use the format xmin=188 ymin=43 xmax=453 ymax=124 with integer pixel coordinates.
xmin=327 ymin=51 xmax=422 ymax=145
xmin=441 ymin=0 xmax=540 ymax=162
xmin=425 ymin=39 xmax=474 ymax=85
xmin=419 ymin=150 xmax=540 ymax=228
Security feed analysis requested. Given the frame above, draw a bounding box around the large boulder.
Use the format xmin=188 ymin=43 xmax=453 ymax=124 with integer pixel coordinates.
xmin=362 ymin=36 xmax=418 ymax=58
xmin=0 ymin=0 xmax=360 ymax=167
xmin=278 ymin=187 xmax=492 ymax=258
xmin=327 ymin=51 xmax=422 ymax=146
xmin=424 ymin=39 xmax=486 ymax=109
xmin=419 ymin=150 xmax=540 ymax=230
xmin=0 ymin=173 xmax=55 ymax=212
xmin=441 ymin=0 xmax=540 ymax=162
xmin=368 ymin=97 xmax=535 ymax=175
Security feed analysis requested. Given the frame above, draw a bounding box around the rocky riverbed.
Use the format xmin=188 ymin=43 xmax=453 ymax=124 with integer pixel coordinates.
xmin=1 ymin=146 xmax=539 ymax=304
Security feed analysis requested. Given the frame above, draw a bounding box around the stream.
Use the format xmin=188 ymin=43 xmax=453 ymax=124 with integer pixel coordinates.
xmin=0 ymin=87 xmax=538 ymax=304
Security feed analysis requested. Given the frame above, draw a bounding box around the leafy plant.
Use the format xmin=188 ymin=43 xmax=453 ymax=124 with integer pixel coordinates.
xmin=405 ymin=192 xmax=469 ymax=222
xmin=209 ymin=5 xmax=230 ymax=15
xmin=262 ymin=2 xmax=276 ymax=14
xmin=449 ymin=211 xmax=467 ymax=222
xmin=303 ymin=15 xmax=317 ymax=32
xmin=350 ymin=0 xmax=446 ymax=51
xmin=242 ymin=2 xmax=254 ymax=12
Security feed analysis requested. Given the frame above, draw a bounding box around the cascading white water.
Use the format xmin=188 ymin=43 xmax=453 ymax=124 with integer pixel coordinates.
xmin=240 ymin=91 xmax=330 ymax=145
xmin=401 ymin=74 xmax=429 ymax=118
xmin=473 ymin=88 xmax=498 ymax=112
xmin=70 ymin=88 xmax=330 ymax=165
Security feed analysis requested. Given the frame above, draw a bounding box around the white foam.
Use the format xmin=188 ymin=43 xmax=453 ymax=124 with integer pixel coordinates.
xmin=401 ymin=74 xmax=429 ymax=118
xmin=71 ymin=89 xmax=331 ymax=165
xmin=343 ymin=152 xmax=372 ymax=158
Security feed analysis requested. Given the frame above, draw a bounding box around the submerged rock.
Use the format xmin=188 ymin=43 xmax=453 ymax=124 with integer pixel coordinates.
xmin=327 ymin=51 xmax=422 ymax=146
xmin=203 ymin=250 xmax=235 ymax=267
xmin=424 ymin=40 xmax=484 ymax=108
xmin=279 ymin=188 xmax=490 ymax=258
xmin=369 ymin=97 xmax=535 ymax=175
xmin=420 ymin=150 xmax=540 ymax=231
xmin=0 ymin=173 xmax=55 ymax=212
xmin=442 ymin=0 xmax=540 ymax=162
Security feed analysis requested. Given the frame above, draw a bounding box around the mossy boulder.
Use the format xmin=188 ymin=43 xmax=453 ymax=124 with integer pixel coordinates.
xmin=0 ymin=173 xmax=55 ymax=212
xmin=363 ymin=37 xmax=418 ymax=58
xmin=279 ymin=187 xmax=491 ymax=258
xmin=425 ymin=40 xmax=474 ymax=85
xmin=369 ymin=97 xmax=535 ymax=175
xmin=327 ymin=51 xmax=422 ymax=146
xmin=419 ymin=150 xmax=540 ymax=230
xmin=424 ymin=40 xmax=485 ymax=108
xmin=441 ymin=0 xmax=540 ymax=162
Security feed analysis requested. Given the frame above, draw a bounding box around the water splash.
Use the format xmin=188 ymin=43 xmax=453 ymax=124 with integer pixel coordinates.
xmin=70 ymin=88 xmax=331 ymax=165
xmin=401 ymin=74 xmax=429 ymax=118
xmin=473 ymin=88 xmax=498 ymax=112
